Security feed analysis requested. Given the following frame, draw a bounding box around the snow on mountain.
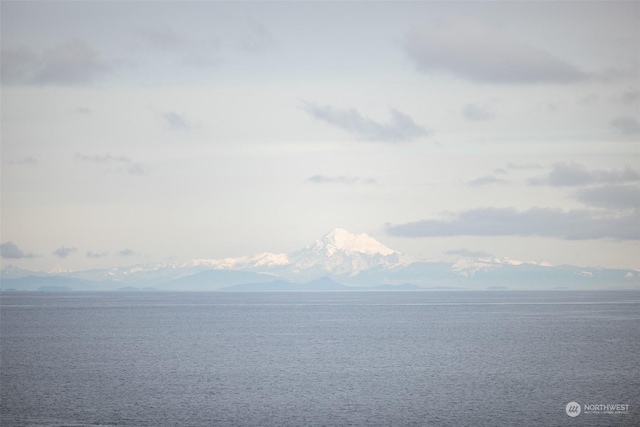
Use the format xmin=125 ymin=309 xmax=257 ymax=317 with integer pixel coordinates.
xmin=0 ymin=229 xmax=409 ymax=284
xmin=176 ymin=228 xmax=409 ymax=278
xmin=284 ymin=228 xmax=411 ymax=277
xmin=308 ymin=228 xmax=398 ymax=257
xmin=148 ymin=228 xmax=410 ymax=278
xmin=182 ymin=252 xmax=289 ymax=270
xmin=451 ymin=257 xmax=553 ymax=278
xmin=2 ymin=227 xmax=639 ymax=290
xmin=74 ymin=252 xmax=290 ymax=282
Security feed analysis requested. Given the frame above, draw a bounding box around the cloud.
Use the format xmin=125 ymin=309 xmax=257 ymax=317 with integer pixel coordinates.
xmin=307 ymin=175 xmax=377 ymax=185
xmin=35 ymin=40 xmax=110 ymax=84
xmin=301 ymin=102 xmax=430 ymax=142
xmin=462 ymin=104 xmax=494 ymax=121
xmin=611 ymin=90 xmax=640 ymax=105
xmin=73 ymin=107 xmax=92 ymax=115
xmin=181 ymin=51 xmax=220 ymax=68
xmin=609 ymin=116 xmax=640 ymax=135
xmin=135 ymin=26 xmax=220 ymax=69
xmin=0 ymin=46 xmax=40 ymax=84
xmin=239 ymin=20 xmax=276 ymax=53
xmin=1 ymin=242 xmax=36 ymax=259
xmin=597 ymin=67 xmax=639 ymax=84
xmin=506 ymin=162 xmax=543 ymax=171
xmin=2 ymin=40 xmax=111 ymax=85
xmin=445 ymin=248 xmax=493 ymax=258
xmin=126 ymin=164 xmax=145 ymax=175
xmin=574 ymin=185 xmax=640 ymax=211
xmin=53 ymin=246 xmax=77 ymax=258
xmin=308 ymin=175 xmax=358 ymax=185
xmin=386 ymin=207 xmax=639 ymax=240
xmin=87 ymin=251 xmax=108 ymax=259
xmin=495 ymin=162 xmax=543 ymax=175
xmin=76 ymin=153 xmax=130 ymax=163
xmin=76 ymin=153 xmax=145 ymax=175
xmin=529 ymin=163 xmax=640 ymax=187
xmin=137 ymin=26 xmax=186 ymax=50
xmin=579 ymin=94 xmax=600 ymax=106
xmin=403 ymin=20 xmax=585 ymax=84
xmin=8 ymin=157 xmax=37 ymax=166
xmin=162 ymin=111 xmax=194 ymax=131
xmin=117 ymin=249 xmax=135 ymax=257
xmin=468 ymin=175 xmax=508 ymax=187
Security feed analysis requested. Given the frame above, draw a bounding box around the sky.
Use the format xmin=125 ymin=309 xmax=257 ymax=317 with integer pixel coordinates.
xmin=1 ymin=1 xmax=639 ymax=272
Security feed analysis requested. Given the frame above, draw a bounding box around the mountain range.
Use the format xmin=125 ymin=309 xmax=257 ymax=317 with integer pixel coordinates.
xmin=1 ymin=228 xmax=638 ymax=291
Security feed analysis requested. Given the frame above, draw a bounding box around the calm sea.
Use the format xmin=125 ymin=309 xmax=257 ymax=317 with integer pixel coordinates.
xmin=1 ymin=291 xmax=639 ymax=426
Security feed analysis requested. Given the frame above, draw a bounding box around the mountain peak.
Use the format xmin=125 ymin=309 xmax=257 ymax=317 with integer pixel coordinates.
xmin=316 ymin=228 xmax=398 ymax=256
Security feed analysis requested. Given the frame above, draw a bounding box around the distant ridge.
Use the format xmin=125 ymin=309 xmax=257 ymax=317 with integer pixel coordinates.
xmin=159 ymin=270 xmax=275 ymax=291
xmin=222 ymin=277 xmax=348 ymax=292
xmin=2 ymin=228 xmax=639 ymax=291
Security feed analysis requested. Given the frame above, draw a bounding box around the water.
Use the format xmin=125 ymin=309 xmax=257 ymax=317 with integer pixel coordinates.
xmin=1 ymin=291 xmax=639 ymax=426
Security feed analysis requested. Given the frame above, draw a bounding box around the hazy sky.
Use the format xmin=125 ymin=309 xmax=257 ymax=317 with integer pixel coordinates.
xmin=1 ymin=1 xmax=639 ymax=272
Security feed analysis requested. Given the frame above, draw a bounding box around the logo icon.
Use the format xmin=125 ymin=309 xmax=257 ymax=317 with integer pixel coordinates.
xmin=566 ymin=402 xmax=581 ymax=417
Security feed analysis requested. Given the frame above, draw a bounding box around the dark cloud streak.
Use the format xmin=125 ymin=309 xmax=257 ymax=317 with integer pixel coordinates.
xmin=163 ymin=111 xmax=192 ymax=131
xmin=609 ymin=117 xmax=640 ymax=135
xmin=76 ymin=153 xmax=145 ymax=176
xmin=53 ymin=246 xmax=77 ymax=258
xmin=301 ymin=102 xmax=430 ymax=142
xmin=1 ymin=242 xmax=36 ymax=259
xmin=1 ymin=40 xmax=111 ymax=85
xmin=575 ymin=185 xmax=640 ymax=211
xmin=137 ymin=26 xmax=186 ymax=50
xmin=462 ymin=104 xmax=494 ymax=121
xmin=468 ymin=175 xmax=508 ymax=187
xmin=403 ymin=20 xmax=585 ymax=84
xmin=0 ymin=46 xmax=40 ymax=84
xmin=239 ymin=20 xmax=276 ymax=53
xmin=74 ymin=107 xmax=92 ymax=115
xmin=529 ymin=163 xmax=640 ymax=187
xmin=8 ymin=157 xmax=37 ymax=165
xmin=387 ymin=207 xmax=639 ymax=240
xmin=87 ymin=251 xmax=109 ymax=259
xmin=611 ymin=90 xmax=640 ymax=105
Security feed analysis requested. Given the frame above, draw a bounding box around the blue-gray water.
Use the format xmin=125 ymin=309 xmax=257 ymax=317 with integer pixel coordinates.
xmin=1 ymin=291 xmax=639 ymax=426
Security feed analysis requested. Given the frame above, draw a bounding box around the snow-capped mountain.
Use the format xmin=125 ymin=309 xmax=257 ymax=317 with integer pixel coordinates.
xmin=5 ymin=229 xmax=407 ymax=282
xmin=173 ymin=228 xmax=410 ymax=279
xmin=283 ymin=228 xmax=411 ymax=278
xmin=305 ymin=228 xmax=398 ymax=257
xmin=2 ymin=228 xmax=638 ymax=291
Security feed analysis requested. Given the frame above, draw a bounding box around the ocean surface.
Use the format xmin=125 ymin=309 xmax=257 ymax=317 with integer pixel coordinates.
xmin=1 ymin=291 xmax=639 ymax=426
